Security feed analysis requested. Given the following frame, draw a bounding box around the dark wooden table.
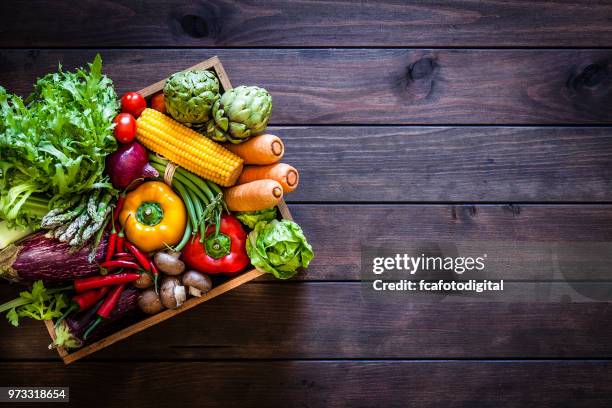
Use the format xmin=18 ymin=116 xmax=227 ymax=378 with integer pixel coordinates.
xmin=2 ymin=1 xmax=612 ymax=406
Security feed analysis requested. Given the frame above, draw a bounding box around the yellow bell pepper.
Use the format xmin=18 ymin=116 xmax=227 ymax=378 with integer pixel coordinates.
xmin=119 ymin=181 xmax=187 ymax=252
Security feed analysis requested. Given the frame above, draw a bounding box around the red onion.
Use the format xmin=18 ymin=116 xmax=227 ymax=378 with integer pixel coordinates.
xmin=106 ymin=142 xmax=158 ymax=190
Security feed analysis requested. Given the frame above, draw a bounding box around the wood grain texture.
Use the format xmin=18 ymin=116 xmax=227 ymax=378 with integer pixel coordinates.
xmin=2 ymin=361 xmax=612 ymax=407
xmin=289 ymin=204 xmax=612 ymax=280
xmin=2 ymin=361 xmax=611 ymax=408
xmin=278 ymin=126 xmax=612 ymax=202
xmin=2 ymin=282 xmax=612 ymax=360
xmin=2 ymin=49 xmax=612 ymax=124
xmin=2 ymin=0 xmax=612 ymax=47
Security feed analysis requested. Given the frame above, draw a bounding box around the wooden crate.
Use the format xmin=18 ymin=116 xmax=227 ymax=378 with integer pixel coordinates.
xmin=44 ymin=56 xmax=292 ymax=364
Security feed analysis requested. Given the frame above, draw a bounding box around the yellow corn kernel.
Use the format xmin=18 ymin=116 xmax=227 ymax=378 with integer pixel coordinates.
xmin=136 ymin=108 xmax=243 ymax=186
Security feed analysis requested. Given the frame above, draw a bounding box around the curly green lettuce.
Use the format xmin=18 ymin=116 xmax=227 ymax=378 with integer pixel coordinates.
xmin=236 ymin=207 xmax=277 ymax=229
xmin=246 ymin=220 xmax=314 ymax=279
xmin=0 ymin=54 xmax=118 ymax=228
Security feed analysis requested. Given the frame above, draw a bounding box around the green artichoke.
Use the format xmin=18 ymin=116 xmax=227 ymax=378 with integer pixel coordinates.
xmin=205 ymin=85 xmax=272 ymax=144
xmin=163 ymin=70 xmax=220 ymax=124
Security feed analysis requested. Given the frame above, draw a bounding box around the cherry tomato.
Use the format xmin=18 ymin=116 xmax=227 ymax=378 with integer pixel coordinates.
xmin=150 ymin=92 xmax=166 ymax=113
xmin=113 ymin=113 xmax=137 ymax=143
xmin=120 ymin=92 xmax=147 ymax=117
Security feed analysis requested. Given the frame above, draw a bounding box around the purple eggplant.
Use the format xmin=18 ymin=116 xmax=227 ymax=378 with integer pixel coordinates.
xmin=0 ymin=232 xmax=107 ymax=284
xmin=58 ymin=287 xmax=140 ymax=348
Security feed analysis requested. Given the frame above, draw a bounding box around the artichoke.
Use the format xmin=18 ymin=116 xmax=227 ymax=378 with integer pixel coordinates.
xmin=163 ymin=70 xmax=220 ymax=124
xmin=205 ymin=85 xmax=272 ymax=144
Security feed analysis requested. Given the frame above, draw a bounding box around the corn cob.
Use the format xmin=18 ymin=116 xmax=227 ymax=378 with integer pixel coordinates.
xmin=136 ymin=108 xmax=243 ymax=186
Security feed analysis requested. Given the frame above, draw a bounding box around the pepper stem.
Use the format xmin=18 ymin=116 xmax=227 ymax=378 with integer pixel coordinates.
xmin=54 ymin=303 xmax=78 ymax=329
xmin=83 ymin=316 xmax=103 ymax=340
xmin=205 ymin=232 xmax=231 ymax=259
xmin=136 ymin=202 xmax=164 ymax=226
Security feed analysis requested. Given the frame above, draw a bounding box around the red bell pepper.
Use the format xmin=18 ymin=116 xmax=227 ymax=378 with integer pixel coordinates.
xmin=182 ymin=214 xmax=249 ymax=275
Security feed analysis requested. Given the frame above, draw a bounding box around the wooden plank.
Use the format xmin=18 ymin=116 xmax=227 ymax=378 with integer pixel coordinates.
xmin=1 ymin=49 xmax=612 ymax=124
xmin=3 ymin=281 xmax=612 ymax=360
xmin=2 ymin=1 xmax=612 ymax=47
xmin=1 ymin=361 xmax=611 ymax=407
xmin=277 ymin=126 xmax=612 ymax=202
xmin=288 ymin=204 xmax=612 ymax=280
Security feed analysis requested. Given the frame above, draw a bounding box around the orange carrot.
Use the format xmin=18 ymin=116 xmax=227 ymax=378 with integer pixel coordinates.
xmin=223 ymin=180 xmax=283 ymax=212
xmin=238 ymin=163 xmax=299 ymax=193
xmin=224 ymin=134 xmax=284 ymax=165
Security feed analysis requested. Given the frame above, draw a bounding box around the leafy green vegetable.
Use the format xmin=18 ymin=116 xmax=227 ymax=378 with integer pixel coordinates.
xmin=0 ymin=54 xmax=118 ymax=229
xmin=54 ymin=323 xmax=82 ymax=349
xmin=1 ymin=281 xmax=68 ymax=327
xmin=236 ymin=207 xmax=277 ymax=229
xmin=246 ymin=220 xmax=314 ymax=279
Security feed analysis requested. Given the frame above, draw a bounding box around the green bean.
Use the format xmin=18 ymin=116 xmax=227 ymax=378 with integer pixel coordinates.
xmin=173 ymin=222 xmax=192 ymax=252
xmin=206 ymin=181 xmax=222 ymax=196
xmin=176 ymin=167 xmax=215 ymax=202
xmin=173 ymin=181 xmax=198 ymax=233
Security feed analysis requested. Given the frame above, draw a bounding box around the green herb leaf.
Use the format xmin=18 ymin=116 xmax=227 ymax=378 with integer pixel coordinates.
xmin=3 ymin=280 xmax=69 ymax=326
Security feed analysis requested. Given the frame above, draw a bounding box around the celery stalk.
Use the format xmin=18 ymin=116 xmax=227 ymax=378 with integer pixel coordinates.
xmin=0 ymin=221 xmax=32 ymax=250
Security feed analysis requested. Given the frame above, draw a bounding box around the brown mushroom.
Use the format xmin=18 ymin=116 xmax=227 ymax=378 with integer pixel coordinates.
xmin=133 ymin=272 xmax=153 ymax=289
xmin=182 ymin=270 xmax=212 ymax=297
xmin=154 ymin=251 xmax=185 ymax=276
xmin=159 ymin=276 xmax=186 ymax=309
xmin=138 ymin=289 xmax=164 ymax=314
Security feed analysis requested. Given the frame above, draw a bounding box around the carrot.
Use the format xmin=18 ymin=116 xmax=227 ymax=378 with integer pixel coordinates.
xmin=223 ymin=180 xmax=284 ymax=212
xmin=224 ymin=134 xmax=284 ymax=165
xmin=238 ymin=163 xmax=299 ymax=193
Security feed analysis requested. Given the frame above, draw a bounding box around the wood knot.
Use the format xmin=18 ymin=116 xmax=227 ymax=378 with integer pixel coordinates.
xmin=408 ymin=58 xmax=436 ymax=80
xmin=570 ymin=62 xmax=609 ymax=90
xmin=180 ymin=14 xmax=209 ymax=38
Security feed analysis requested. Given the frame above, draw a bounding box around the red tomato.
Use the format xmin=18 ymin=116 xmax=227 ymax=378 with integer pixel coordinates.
xmin=113 ymin=113 xmax=137 ymax=143
xmin=150 ymin=92 xmax=166 ymax=113
xmin=120 ymin=92 xmax=147 ymax=117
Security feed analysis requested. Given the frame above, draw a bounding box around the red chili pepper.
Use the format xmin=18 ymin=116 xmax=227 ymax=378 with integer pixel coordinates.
xmin=113 ymin=252 xmax=131 ymax=258
xmin=114 ymin=254 xmax=136 ymax=262
xmin=113 ymin=193 xmax=126 ymax=228
xmin=74 ymin=272 xmax=141 ymax=293
xmin=115 ymin=213 xmax=131 ymax=254
xmin=83 ymin=283 xmax=126 ymax=340
xmin=125 ymin=241 xmax=152 ymax=272
xmin=105 ymin=213 xmax=117 ymax=263
xmin=73 ymin=287 xmax=110 ymax=310
xmin=54 ymin=287 xmax=110 ymax=328
xmin=98 ymin=260 xmax=141 ymax=271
